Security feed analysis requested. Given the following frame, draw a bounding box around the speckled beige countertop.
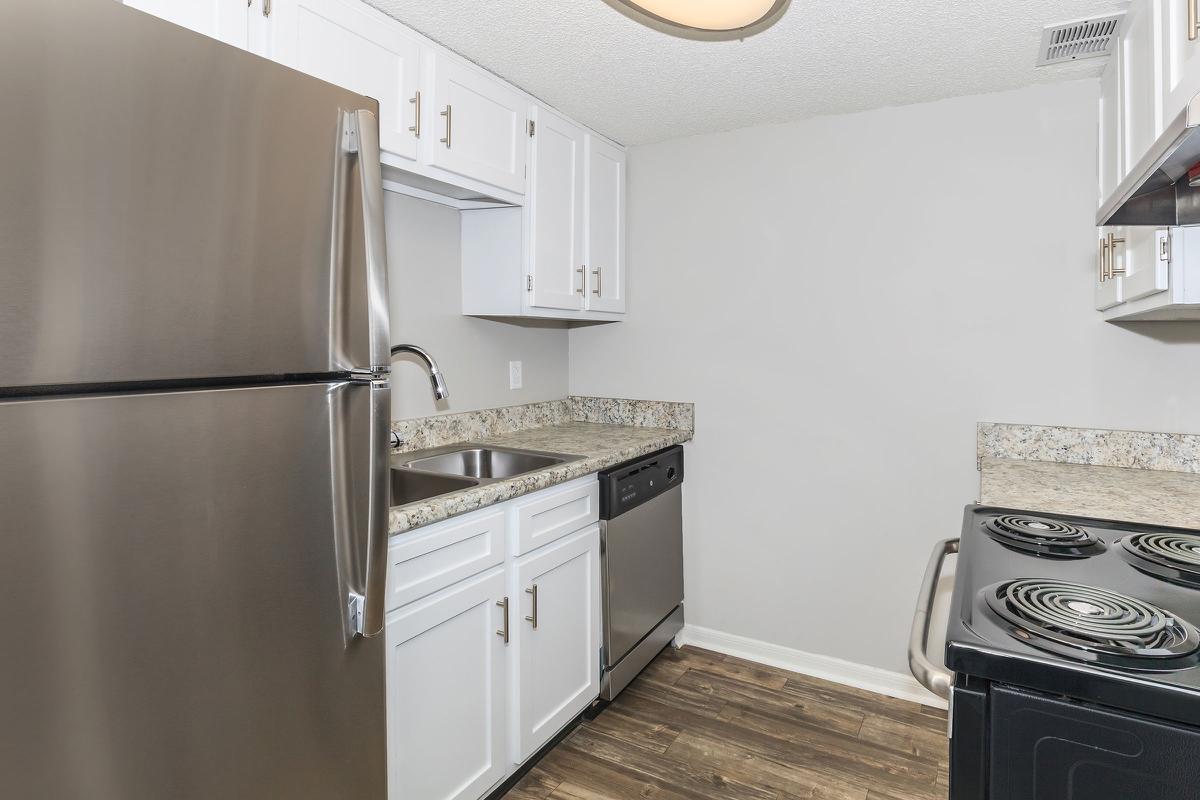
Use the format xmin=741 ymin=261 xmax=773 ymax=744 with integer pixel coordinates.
xmin=388 ymin=421 xmax=692 ymax=536
xmin=980 ymin=457 xmax=1200 ymax=529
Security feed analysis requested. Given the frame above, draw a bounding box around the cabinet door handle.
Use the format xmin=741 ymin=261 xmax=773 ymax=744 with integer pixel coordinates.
xmin=1099 ymin=236 xmax=1110 ymax=282
xmin=576 ymin=267 xmax=585 ymax=296
xmin=1108 ymin=232 xmax=1127 ymax=277
xmin=496 ymin=597 xmax=509 ymax=643
xmin=1191 ymin=0 xmax=1198 ymax=41
xmin=592 ymin=267 xmax=602 ymax=296
xmin=409 ymin=91 xmax=421 ymax=139
xmin=440 ymin=105 xmax=452 ymax=149
xmin=524 ymin=584 xmax=538 ymax=629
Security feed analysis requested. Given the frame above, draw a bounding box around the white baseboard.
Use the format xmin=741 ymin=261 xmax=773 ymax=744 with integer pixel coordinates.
xmin=675 ymin=624 xmax=948 ymax=709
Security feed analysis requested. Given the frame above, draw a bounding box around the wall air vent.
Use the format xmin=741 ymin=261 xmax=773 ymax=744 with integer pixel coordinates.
xmin=1036 ymin=13 xmax=1124 ymax=67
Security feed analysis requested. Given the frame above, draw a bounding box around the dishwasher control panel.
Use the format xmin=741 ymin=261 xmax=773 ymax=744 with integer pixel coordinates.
xmin=599 ymin=445 xmax=684 ymax=519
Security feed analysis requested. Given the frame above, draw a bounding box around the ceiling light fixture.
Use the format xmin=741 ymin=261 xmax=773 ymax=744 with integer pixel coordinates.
xmin=603 ymin=0 xmax=790 ymax=40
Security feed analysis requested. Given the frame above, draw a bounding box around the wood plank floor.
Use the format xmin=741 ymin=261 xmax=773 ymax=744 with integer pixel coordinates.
xmin=503 ymin=646 xmax=949 ymax=800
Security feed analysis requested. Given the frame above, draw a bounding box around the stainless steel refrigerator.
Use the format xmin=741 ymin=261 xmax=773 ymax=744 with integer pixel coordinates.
xmin=0 ymin=1 xmax=391 ymax=797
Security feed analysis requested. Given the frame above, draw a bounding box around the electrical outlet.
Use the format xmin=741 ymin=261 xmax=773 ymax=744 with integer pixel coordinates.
xmin=509 ymin=360 xmax=523 ymax=390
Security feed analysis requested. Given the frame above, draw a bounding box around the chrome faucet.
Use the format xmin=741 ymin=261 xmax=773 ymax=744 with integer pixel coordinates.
xmin=390 ymin=344 xmax=449 ymax=401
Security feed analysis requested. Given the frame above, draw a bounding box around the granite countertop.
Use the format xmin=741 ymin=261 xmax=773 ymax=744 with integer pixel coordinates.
xmin=979 ymin=456 xmax=1200 ymax=529
xmin=388 ymin=421 xmax=692 ymax=536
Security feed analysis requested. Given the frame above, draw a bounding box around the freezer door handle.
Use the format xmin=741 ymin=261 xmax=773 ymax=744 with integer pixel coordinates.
xmin=343 ymin=109 xmax=391 ymax=374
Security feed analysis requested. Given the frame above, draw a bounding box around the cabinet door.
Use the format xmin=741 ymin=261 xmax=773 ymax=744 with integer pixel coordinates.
xmin=585 ymin=136 xmax=627 ymax=313
xmin=1158 ymin=0 xmax=1200 ymax=131
xmin=267 ymin=0 xmax=422 ymax=162
xmin=1123 ymin=227 xmax=1171 ymax=302
xmin=1121 ymin=2 xmax=1160 ymax=179
xmin=512 ymin=525 xmax=601 ymax=762
xmin=1098 ymin=57 xmax=1123 ymax=206
xmin=123 ymin=0 xmax=249 ymax=48
xmin=527 ymin=107 xmax=586 ymax=312
xmin=1096 ymin=227 xmax=1126 ymax=311
xmin=386 ymin=568 xmax=508 ymax=800
xmin=426 ymin=54 xmax=529 ymax=194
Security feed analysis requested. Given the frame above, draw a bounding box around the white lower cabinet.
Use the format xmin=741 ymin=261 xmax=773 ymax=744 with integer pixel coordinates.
xmin=386 ymin=568 xmax=508 ymax=800
xmin=511 ymin=525 xmax=602 ymax=762
xmin=385 ymin=480 xmax=601 ymax=800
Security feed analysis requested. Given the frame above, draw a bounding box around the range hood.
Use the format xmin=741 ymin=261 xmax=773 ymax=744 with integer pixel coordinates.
xmin=1098 ymin=93 xmax=1200 ymax=226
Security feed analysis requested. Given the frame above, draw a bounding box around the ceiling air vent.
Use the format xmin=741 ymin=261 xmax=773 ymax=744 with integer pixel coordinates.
xmin=1036 ymin=13 xmax=1124 ymax=67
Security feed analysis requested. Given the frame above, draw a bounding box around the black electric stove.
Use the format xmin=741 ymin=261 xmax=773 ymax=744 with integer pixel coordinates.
xmin=944 ymin=506 xmax=1200 ymax=800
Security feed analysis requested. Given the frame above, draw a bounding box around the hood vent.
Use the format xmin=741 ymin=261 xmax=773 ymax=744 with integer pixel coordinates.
xmin=1036 ymin=14 xmax=1123 ymax=66
xmin=1098 ymin=94 xmax=1200 ymax=226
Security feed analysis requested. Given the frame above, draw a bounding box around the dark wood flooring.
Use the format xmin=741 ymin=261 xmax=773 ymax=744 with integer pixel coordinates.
xmin=504 ymin=646 xmax=949 ymax=800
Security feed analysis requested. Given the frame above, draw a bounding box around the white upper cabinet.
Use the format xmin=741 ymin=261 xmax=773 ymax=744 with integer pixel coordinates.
xmin=424 ymin=52 xmax=529 ymax=196
xmin=1096 ymin=4 xmax=1200 ymax=320
xmin=1157 ymin=0 xmax=1200 ymax=130
xmin=268 ymin=0 xmax=422 ymax=163
xmin=123 ymin=0 xmax=249 ymax=48
xmin=528 ymin=106 xmax=586 ymax=312
xmin=1098 ymin=48 xmax=1123 ymax=205
xmin=585 ymin=135 xmax=627 ymax=314
xmin=1120 ymin=1 xmax=1159 ymax=179
xmin=126 ymin=0 xmax=627 ymax=324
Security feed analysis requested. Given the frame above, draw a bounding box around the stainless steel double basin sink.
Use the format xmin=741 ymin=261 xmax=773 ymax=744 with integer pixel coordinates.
xmin=390 ymin=444 xmax=583 ymax=506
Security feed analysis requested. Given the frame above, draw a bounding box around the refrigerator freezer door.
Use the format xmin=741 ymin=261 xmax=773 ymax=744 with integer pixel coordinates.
xmin=0 ymin=383 xmax=387 ymax=799
xmin=0 ymin=0 xmax=389 ymax=390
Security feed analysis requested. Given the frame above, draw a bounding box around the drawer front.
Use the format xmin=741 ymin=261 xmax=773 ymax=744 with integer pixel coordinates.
xmin=386 ymin=509 xmax=506 ymax=610
xmin=511 ymin=477 xmax=599 ymax=556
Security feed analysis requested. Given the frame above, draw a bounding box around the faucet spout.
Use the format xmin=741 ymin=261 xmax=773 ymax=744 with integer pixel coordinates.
xmin=390 ymin=344 xmax=450 ymax=401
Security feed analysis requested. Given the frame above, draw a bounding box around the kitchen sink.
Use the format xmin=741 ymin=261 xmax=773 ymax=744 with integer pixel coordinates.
xmin=398 ymin=446 xmax=579 ymax=481
xmin=389 ymin=468 xmax=478 ymax=505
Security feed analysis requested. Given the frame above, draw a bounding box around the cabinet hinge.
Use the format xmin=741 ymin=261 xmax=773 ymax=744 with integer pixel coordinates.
xmin=528 ymin=120 xmax=535 ymax=137
xmin=526 ymin=274 xmax=533 ymax=292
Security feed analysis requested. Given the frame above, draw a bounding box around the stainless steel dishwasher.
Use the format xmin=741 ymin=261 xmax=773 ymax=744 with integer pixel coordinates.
xmin=598 ymin=445 xmax=685 ymax=701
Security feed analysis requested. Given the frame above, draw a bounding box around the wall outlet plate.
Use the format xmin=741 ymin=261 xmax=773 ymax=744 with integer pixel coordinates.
xmin=509 ymin=360 xmax=523 ymax=390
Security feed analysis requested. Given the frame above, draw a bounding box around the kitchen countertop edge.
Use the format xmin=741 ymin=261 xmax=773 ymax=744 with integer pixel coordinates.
xmin=388 ymin=423 xmax=693 ymax=536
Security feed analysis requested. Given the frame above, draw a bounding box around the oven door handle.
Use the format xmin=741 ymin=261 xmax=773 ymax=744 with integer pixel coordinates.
xmin=908 ymin=537 xmax=959 ymax=701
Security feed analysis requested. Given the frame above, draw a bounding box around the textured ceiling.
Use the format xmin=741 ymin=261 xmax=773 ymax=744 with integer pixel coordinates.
xmin=365 ymin=0 xmax=1129 ymax=145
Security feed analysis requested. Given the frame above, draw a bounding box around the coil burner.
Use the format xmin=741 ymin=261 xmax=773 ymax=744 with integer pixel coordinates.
xmin=1119 ymin=532 xmax=1200 ymax=589
xmin=984 ymin=578 xmax=1200 ymax=671
xmin=983 ymin=514 xmax=1106 ymax=559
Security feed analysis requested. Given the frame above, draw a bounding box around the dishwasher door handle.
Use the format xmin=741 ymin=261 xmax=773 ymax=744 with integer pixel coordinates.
xmin=908 ymin=538 xmax=958 ymax=701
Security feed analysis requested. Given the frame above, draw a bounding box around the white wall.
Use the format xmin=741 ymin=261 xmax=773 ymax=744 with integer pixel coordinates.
xmin=568 ymin=80 xmax=1200 ymax=674
xmin=384 ymin=192 xmax=569 ymax=419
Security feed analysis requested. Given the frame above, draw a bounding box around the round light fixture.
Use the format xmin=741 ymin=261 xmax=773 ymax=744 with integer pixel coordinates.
xmin=604 ymin=0 xmax=790 ymax=39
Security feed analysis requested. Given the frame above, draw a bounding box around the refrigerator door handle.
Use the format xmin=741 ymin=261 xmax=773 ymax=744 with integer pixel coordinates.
xmin=342 ymin=108 xmax=391 ymax=375
xmin=330 ymin=378 xmax=391 ymax=640
xmin=359 ymin=377 xmax=391 ymax=638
